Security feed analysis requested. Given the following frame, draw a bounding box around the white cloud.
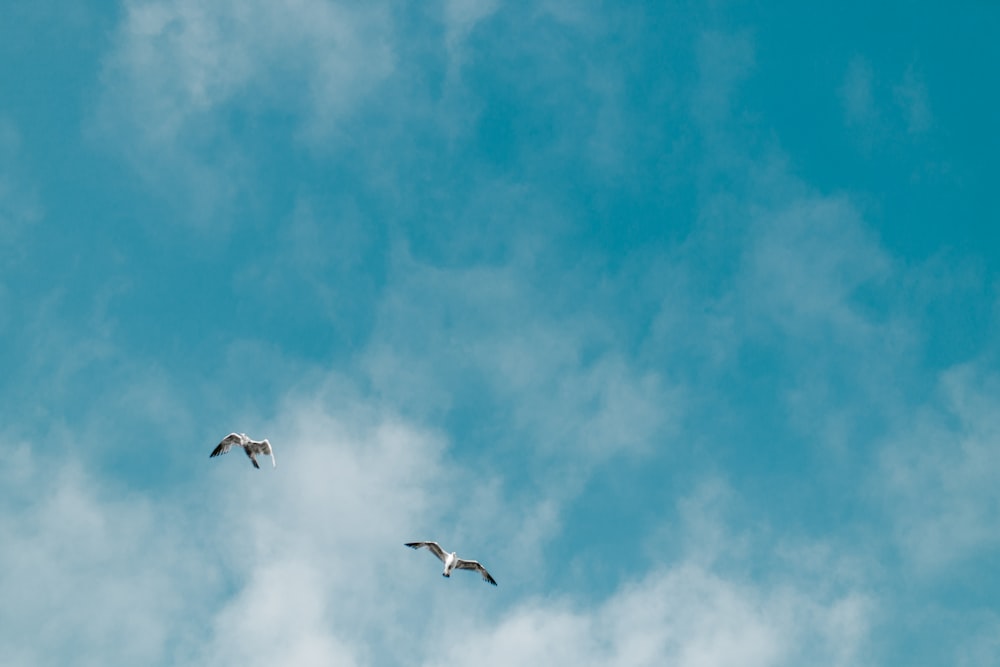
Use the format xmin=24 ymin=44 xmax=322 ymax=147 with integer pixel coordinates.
xmin=94 ymin=0 xmax=395 ymax=221
xmin=0 ymin=380 xmax=476 ymax=666
xmin=0 ymin=117 xmax=43 ymax=336
xmin=692 ymin=30 xmax=756 ymax=137
xmin=0 ymin=444 xmax=208 ymax=666
xmin=957 ymin=617 xmax=1000 ymax=667
xmin=10 ymin=7 xmax=991 ymax=665
xmin=893 ymin=65 xmax=931 ymax=135
xmin=840 ymin=57 xmax=876 ymax=129
xmin=104 ymin=0 xmax=394 ymax=136
xmin=198 ymin=559 xmax=364 ymax=667
xmin=431 ymin=562 xmax=871 ymax=667
xmin=841 ymin=56 xmax=933 ymax=145
xmin=880 ymin=363 xmax=1000 ymax=572
xmin=191 ymin=381 xmax=517 ymax=667
xmin=737 ymin=188 xmax=893 ymax=343
xmin=13 ymin=287 xmax=117 ymax=420
xmin=232 ymin=192 xmax=377 ymax=331
xmin=444 ymin=0 xmax=500 ymax=72
xmin=362 ymin=244 xmax=678 ymax=478
xmin=408 ymin=474 xmax=875 ymax=667
xmin=0 ymin=322 xmax=881 ymax=667
xmin=0 ymin=117 xmax=42 ymax=264
xmin=647 ymin=145 xmax=913 ymax=461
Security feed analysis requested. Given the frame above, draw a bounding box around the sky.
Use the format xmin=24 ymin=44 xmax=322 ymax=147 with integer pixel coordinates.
xmin=1 ymin=1 xmax=999 ymax=665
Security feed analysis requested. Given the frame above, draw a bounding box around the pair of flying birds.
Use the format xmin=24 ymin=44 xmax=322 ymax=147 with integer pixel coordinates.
xmin=210 ymin=432 xmax=498 ymax=586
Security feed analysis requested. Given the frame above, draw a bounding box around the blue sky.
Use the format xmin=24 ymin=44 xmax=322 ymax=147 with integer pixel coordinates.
xmin=2 ymin=1 xmax=999 ymax=665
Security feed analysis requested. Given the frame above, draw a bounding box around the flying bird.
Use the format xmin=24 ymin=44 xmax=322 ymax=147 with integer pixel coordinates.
xmin=210 ymin=432 xmax=275 ymax=469
xmin=405 ymin=541 xmax=497 ymax=586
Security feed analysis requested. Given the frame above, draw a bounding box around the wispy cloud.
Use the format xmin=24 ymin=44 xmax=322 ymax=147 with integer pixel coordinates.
xmin=444 ymin=0 xmax=500 ymax=75
xmin=6 ymin=5 xmax=997 ymax=665
xmin=880 ymin=362 xmax=1000 ymax=572
xmin=362 ymin=243 xmax=679 ymax=477
xmin=94 ymin=0 xmax=395 ymax=222
xmin=840 ymin=56 xmax=876 ymax=130
xmin=841 ymin=56 xmax=933 ymax=147
xmin=0 ymin=118 xmax=42 ymax=342
xmin=693 ymin=29 xmax=755 ymax=126
xmin=0 ymin=117 xmax=42 ymax=262
xmin=893 ymin=65 xmax=931 ymax=135
xmin=738 ymin=193 xmax=891 ymax=341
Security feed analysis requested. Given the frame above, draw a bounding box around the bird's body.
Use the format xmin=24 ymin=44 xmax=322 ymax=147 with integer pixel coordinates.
xmin=405 ymin=541 xmax=497 ymax=585
xmin=210 ymin=432 xmax=275 ymax=469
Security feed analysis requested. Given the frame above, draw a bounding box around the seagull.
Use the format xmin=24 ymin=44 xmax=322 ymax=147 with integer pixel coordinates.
xmin=405 ymin=541 xmax=497 ymax=586
xmin=210 ymin=432 xmax=275 ymax=469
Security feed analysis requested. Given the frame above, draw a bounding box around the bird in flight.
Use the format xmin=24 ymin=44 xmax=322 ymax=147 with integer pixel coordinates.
xmin=405 ymin=541 xmax=497 ymax=585
xmin=210 ymin=432 xmax=276 ymax=469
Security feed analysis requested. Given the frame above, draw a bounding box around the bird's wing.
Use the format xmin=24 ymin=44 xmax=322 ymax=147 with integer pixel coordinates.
xmin=405 ymin=541 xmax=447 ymax=563
xmin=455 ymin=559 xmax=497 ymax=586
xmin=244 ymin=440 xmax=275 ymax=469
xmin=210 ymin=433 xmax=243 ymax=458
xmin=240 ymin=447 xmax=260 ymax=469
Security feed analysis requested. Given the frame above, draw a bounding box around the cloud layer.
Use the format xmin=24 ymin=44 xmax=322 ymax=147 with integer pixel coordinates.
xmin=2 ymin=2 xmax=998 ymax=665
